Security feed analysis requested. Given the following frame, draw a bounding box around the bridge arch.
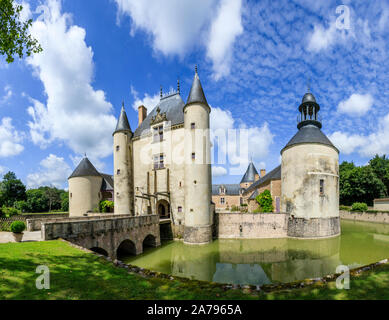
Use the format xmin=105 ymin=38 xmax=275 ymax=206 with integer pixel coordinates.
xmin=117 ymin=239 xmax=137 ymax=259
xmin=90 ymin=247 xmax=109 ymax=256
xmin=143 ymin=234 xmax=157 ymax=251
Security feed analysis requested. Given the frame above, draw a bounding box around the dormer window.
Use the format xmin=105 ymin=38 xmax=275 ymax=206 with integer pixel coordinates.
xmin=116 ymin=145 xmax=120 ymax=151
xmin=153 ymin=125 xmax=163 ymax=142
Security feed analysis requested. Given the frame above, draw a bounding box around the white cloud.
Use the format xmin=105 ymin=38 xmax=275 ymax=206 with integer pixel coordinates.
xmin=307 ymin=22 xmax=338 ymax=52
xmin=18 ymin=1 xmax=32 ymax=22
xmin=337 ymin=93 xmax=373 ymax=116
xmin=212 ymin=166 xmax=227 ymax=177
xmin=328 ymin=131 xmax=367 ymax=155
xmin=0 ymin=117 xmax=24 ymax=157
xmin=329 ymin=113 xmax=389 ymax=156
xmin=114 ymin=0 xmax=243 ymax=79
xmin=130 ymin=86 xmax=159 ymax=111
xmin=210 ymin=107 xmax=234 ymax=131
xmin=114 ymin=0 xmax=217 ymax=56
xmin=26 ymin=0 xmax=116 ymax=161
xmin=0 ymin=166 xmax=6 ymax=175
xmin=210 ymin=107 xmax=273 ymax=174
xmin=27 ymin=154 xmax=72 ymax=188
xmin=0 ymin=85 xmax=12 ymax=104
xmin=206 ymin=0 xmax=243 ymax=80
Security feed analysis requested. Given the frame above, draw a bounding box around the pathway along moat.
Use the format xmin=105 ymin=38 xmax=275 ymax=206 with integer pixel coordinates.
xmin=122 ymin=220 xmax=389 ymax=286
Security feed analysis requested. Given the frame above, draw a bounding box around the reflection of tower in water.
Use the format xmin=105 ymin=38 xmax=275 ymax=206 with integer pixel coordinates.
xmin=170 ymin=242 xmax=218 ymax=282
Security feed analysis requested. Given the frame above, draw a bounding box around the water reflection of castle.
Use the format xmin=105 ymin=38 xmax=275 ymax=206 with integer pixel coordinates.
xmin=169 ymin=237 xmax=341 ymax=285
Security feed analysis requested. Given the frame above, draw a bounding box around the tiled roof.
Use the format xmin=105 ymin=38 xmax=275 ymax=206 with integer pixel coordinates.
xmin=212 ymin=184 xmax=243 ymax=196
xmin=244 ymin=165 xmax=281 ymax=194
xmin=134 ymin=93 xmax=185 ymax=138
xmin=69 ymin=157 xmax=101 ymax=179
xmin=240 ymin=162 xmax=259 ymax=183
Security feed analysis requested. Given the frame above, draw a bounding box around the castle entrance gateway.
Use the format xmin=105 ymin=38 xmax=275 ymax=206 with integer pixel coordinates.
xmin=157 ymin=199 xmax=170 ymax=219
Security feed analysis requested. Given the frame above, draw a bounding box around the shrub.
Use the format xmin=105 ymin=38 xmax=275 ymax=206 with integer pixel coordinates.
xmin=99 ymin=200 xmax=114 ymax=213
xmin=252 ymin=207 xmax=261 ymax=213
xmin=10 ymin=221 xmax=25 ymax=233
xmin=339 ymin=205 xmax=351 ymax=211
xmin=230 ymin=205 xmax=239 ymax=212
xmin=1 ymin=206 xmax=20 ymax=217
xmin=351 ymin=202 xmax=368 ymax=212
xmin=255 ymin=190 xmax=274 ymax=213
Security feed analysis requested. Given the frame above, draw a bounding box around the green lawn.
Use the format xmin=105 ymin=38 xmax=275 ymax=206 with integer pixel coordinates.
xmin=0 ymin=240 xmax=388 ymax=300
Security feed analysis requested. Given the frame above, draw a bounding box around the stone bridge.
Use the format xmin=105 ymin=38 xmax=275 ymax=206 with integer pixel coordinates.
xmin=42 ymin=214 xmax=161 ymax=259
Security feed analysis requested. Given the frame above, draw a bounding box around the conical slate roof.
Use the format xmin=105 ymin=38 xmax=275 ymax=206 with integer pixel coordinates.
xmin=240 ymin=162 xmax=259 ymax=184
xmin=186 ymin=69 xmax=208 ymax=106
xmin=69 ymin=157 xmax=101 ymax=179
xmin=282 ymin=124 xmax=338 ymax=153
xmin=113 ymin=105 xmax=132 ymax=135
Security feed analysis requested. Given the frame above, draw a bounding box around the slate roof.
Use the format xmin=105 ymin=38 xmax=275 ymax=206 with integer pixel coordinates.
xmin=302 ymin=92 xmax=316 ymax=103
xmin=249 ymin=189 xmax=259 ymax=200
xmin=113 ymin=105 xmax=132 ymax=135
xmin=244 ymin=165 xmax=281 ymax=194
xmin=68 ymin=157 xmax=101 ymax=179
xmin=186 ymin=70 xmax=208 ymax=106
xmin=240 ymin=162 xmax=259 ymax=183
xmin=100 ymin=173 xmax=114 ymax=191
xmin=282 ymin=124 xmax=338 ymax=153
xmin=134 ymin=93 xmax=185 ymax=138
xmin=212 ymin=184 xmax=243 ymax=196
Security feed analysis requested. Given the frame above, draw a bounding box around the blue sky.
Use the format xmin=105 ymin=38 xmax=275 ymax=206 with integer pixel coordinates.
xmin=0 ymin=0 xmax=389 ymax=189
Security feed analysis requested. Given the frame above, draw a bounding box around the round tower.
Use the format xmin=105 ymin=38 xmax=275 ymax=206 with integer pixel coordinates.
xmin=113 ymin=103 xmax=134 ymax=215
xmin=68 ymin=157 xmax=102 ymax=217
xmin=183 ymin=67 xmax=213 ymax=244
xmin=281 ymin=91 xmax=340 ymax=238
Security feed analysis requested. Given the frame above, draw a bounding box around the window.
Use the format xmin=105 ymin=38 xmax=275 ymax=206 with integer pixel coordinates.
xmin=117 ymin=169 xmax=121 ymax=175
xmin=320 ymin=179 xmax=324 ymax=195
xmin=116 ymin=145 xmax=120 ymax=151
xmin=191 ymin=122 xmax=195 ymax=129
xmin=178 ymin=206 xmax=182 ymax=213
xmin=153 ymin=153 xmax=165 ymax=169
xmin=220 ymin=197 xmax=225 ymax=204
xmin=179 ymin=181 xmax=182 ymax=187
xmin=192 ymin=152 xmax=196 ymax=160
xmin=153 ymin=125 xmax=163 ymax=142
xmin=240 ymin=197 xmax=243 ymax=206
xmin=70 ymin=193 xmax=72 ymax=198
xmin=219 ymin=187 xmax=225 ymax=194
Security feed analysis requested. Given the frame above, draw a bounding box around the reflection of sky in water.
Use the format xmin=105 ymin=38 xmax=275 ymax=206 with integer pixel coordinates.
xmin=124 ymin=220 xmax=389 ymax=286
xmin=212 ymin=263 xmax=271 ymax=285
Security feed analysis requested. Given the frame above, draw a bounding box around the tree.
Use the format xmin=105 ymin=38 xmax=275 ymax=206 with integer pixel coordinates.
xmin=25 ymin=189 xmax=48 ymax=213
xmin=255 ymin=189 xmax=274 ymax=213
xmin=339 ymin=163 xmax=386 ymax=206
xmin=369 ymin=154 xmax=389 ymax=196
xmin=0 ymin=0 xmax=42 ymax=63
xmin=0 ymin=171 xmax=26 ymax=207
xmin=60 ymin=191 xmax=69 ymax=212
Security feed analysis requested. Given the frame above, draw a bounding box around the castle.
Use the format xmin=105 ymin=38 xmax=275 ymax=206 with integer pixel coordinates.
xmin=68 ymin=68 xmax=340 ymax=242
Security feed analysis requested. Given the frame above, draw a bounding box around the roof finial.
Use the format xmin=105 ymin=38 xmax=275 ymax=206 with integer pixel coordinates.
xmin=307 ymin=76 xmax=311 ymax=93
xmin=122 ymin=101 xmax=124 ymax=110
xmin=84 ymin=152 xmax=87 ymax=158
xmin=195 ymin=64 xmax=198 ymax=74
xmin=177 ymin=78 xmax=180 ymax=94
xmin=160 ymin=85 xmax=163 ymax=98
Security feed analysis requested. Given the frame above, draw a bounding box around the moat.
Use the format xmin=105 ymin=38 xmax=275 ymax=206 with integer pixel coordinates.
xmin=123 ymin=220 xmax=389 ymax=286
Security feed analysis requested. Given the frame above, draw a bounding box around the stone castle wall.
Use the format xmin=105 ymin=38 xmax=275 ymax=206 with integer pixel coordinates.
xmin=340 ymin=210 xmax=389 ymax=224
xmin=216 ymin=212 xmax=289 ymax=239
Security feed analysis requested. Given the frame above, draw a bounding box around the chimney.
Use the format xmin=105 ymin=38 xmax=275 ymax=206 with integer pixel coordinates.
xmin=138 ymin=105 xmax=147 ymax=126
xmin=254 ymin=174 xmax=260 ymax=181
xmin=260 ymin=169 xmax=266 ymax=177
